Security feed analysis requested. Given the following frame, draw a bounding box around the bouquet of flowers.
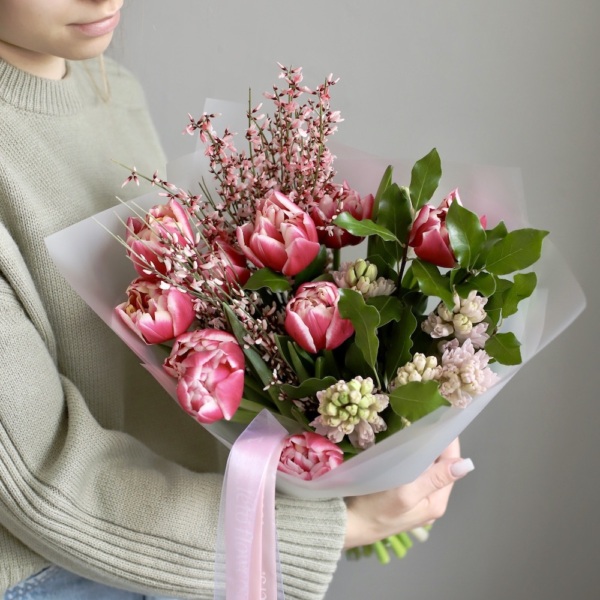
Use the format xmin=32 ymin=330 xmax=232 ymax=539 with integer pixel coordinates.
xmin=46 ymin=65 xmax=584 ymax=586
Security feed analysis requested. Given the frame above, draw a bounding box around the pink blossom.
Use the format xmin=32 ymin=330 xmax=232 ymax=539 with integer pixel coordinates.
xmin=115 ymin=278 xmax=195 ymax=345
xmin=438 ymin=339 xmax=499 ymax=407
xmin=284 ymin=281 xmax=354 ymax=353
xmin=163 ymin=329 xmax=245 ymax=424
xmin=409 ymin=190 xmax=487 ymax=268
xmin=236 ymin=191 xmax=321 ymax=276
xmin=126 ymin=199 xmax=195 ymax=280
xmin=408 ymin=190 xmax=459 ymax=268
xmin=311 ymin=182 xmax=374 ymax=248
xmin=197 ymin=237 xmax=251 ymax=288
xmin=277 ymin=432 xmax=343 ymax=480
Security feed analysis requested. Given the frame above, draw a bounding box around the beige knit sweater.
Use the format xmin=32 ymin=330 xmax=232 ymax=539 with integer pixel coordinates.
xmin=0 ymin=57 xmax=345 ymax=599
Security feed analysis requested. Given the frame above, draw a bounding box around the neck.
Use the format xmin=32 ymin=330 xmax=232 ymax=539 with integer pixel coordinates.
xmin=0 ymin=41 xmax=66 ymax=80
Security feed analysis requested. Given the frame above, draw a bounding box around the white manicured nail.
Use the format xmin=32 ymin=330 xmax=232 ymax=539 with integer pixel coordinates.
xmin=450 ymin=458 xmax=475 ymax=478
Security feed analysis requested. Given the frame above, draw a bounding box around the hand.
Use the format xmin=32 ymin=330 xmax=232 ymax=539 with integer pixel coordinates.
xmin=343 ymin=439 xmax=473 ymax=549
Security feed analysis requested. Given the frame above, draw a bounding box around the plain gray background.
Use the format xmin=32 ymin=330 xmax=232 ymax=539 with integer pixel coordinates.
xmin=111 ymin=1 xmax=599 ymax=599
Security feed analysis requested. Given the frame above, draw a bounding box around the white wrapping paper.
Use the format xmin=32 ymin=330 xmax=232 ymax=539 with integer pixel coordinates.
xmin=45 ymin=100 xmax=585 ymax=500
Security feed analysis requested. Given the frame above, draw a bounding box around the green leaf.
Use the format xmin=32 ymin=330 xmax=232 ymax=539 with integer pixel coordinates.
xmin=315 ymin=350 xmax=341 ymax=380
xmin=446 ymin=201 xmax=486 ymax=269
xmin=389 ymin=381 xmax=449 ymax=422
xmin=502 ymin=272 xmax=537 ymax=318
xmin=485 ymin=228 xmax=549 ymax=275
xmin=287 ymin=340 xmax=313 ymax=382
xmin=344 ymin=341 xmax=376 ymax=380
xmin=383 ymin=308 xmax=418 ymax=384
xmin=371 ymin=165 xmax=394 ymax=222
xmin=409 ymin=148 xmax=442 ymax=211
xmin=484 ymin=277 xmax=513 ymax=326
xmin=366 ymin=295 xmax=405 ymax=327
xmin=475 ymin=221 xmax=508 ymax=269
xmin=338 ymin=289 xmax=380 ymax=375
xmin=279 ymin=376 xmax=337 ymax=399
xmin=455 ymin=272 xmax=497 ymax=298
xmin=244 ymin=268 xmax=291 ymax=293
xmin=410 ymin=259 xmax=455 ymax=308
xmin=485 ymin=332 xmax=522 ymax=365
xmin=333 ymin=213 xmax=399 ymax=242
xmin=374 ymin=184 xmax=413 ymax=264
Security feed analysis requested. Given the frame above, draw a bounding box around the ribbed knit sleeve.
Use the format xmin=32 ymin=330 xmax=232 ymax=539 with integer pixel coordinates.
xmin=0 ymin=57 xmax=346 ymax=598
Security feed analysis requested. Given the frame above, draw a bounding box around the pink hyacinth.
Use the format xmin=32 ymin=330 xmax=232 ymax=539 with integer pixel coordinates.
xmin=115 ymin=278 xmax=195 ymax=345
xmin=236 ymin=190 xmax=321 ymax=276
xmin=284 ymin=281 xmax=354 ymax=353
xmin=126 ymin=199 xmax=195 ymax=280
xmin=438 ymin=339 xmax=499 ymax=408
xmin=277 ymin=432 xmax=343 ymax=480
xmin=163 ymin=329 xmax=245 ymax=423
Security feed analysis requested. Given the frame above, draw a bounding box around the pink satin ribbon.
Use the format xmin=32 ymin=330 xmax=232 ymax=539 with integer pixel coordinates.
xmin=214 ymin=410 xmax=288 ymax=600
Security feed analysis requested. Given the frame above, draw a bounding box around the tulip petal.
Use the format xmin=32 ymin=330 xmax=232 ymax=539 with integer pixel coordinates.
xmin=284 ymin=310 xmax=318 ymax=353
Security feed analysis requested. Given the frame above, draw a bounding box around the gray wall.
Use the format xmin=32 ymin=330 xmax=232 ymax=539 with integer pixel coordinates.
xmin=112 ymin=1 xmax=599 ymax=598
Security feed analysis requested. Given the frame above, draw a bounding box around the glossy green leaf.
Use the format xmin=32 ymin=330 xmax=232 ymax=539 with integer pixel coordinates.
xmin=374 ymin=184 xmax=413 ymax=264
xmin=384 ymin=308 xmax=418 ymax=383
xmin=502 ymin=272 xmax=537 ymax=317
xmin=389 ymin=381 xmax=449 ymax=421
xmin=409 ymin=148 xmax=442 ymax=210
xmin=371 ymin=165 xmax=394 ymax=221
xmin=455 ymin=272 xmax=497 ymax=298
xmin=446 ymin=201 xmax=486 ymax=269
xmin=279 ymin=376 xmax=337 ymax=399
xmin=244 ymin=268 xmax=291 ymax=292
xmin=366 ymin=295 xmax=405 ymax=327
xmin=410 ymin=259 xmax=455 ymax=308
xmin=485 ymin=229 xmax=548 ymax=275
xmin=338 ymin=289 xmax=380 ymax=374
xmin=485 ymin=332 xmax=522 ymax=365
xmin=333 ymin=213 xmax=399 ymax=242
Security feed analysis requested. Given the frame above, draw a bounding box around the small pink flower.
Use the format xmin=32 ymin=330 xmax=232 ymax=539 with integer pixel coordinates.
xmin=236 ymin=191 xmax=321 ymax=276
xmin=284 ymin=281 xmax=354 ymax=353
xmin=278 ymin=432 xmax=343 ymax=480
xmin=126 ymin=199 xmax=195 ymax=280
xmin=115 ymin=278 xmax=195 ymax=344
xmin=197 ymin=237 xmax=251 ymax=288
xmin=163 ymin=329 xmax=245 ymax=424
xmin=311 ymin=182 xmax=374 ymax=249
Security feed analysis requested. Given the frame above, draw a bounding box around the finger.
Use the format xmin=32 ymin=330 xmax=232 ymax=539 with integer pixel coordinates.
xmin=401 ymin=456 xmax=474 ymax=507
xmin=435 ymin=438 xmax=461 ymax=463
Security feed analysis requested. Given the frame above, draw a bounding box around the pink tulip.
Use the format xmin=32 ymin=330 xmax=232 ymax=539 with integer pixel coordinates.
xmin=126 ymin=199 xmax=195 ymax=279
xmin=115 ymin=278 xmax=195 ymax=344
xmin=163 ymin=329 xmax=245 ymax=423
xmin=284 ymin=281 xmax=354 ymax=353
xmin=236 ymin=190 xmax=321 ymax=276
xmin=197 ymin=237 xmax=251 ymax=288
xmin=408 ymin=190 xmax=459 ymax=268
xmin=311 ymin=182 xmax=375 ymax=248
xmin=277 ymin=432 xmax=343 ymax=480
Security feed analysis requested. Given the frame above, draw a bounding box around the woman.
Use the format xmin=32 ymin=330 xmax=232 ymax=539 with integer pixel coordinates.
xmin=0 ymin=1 xmax=473 ymax=598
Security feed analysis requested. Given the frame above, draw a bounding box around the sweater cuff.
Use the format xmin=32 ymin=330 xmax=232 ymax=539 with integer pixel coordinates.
xmin=275 ymin=494 xmax=346 ymax=600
